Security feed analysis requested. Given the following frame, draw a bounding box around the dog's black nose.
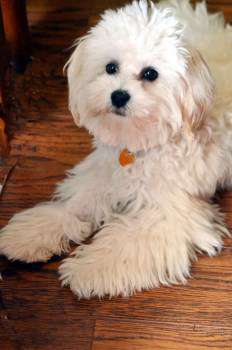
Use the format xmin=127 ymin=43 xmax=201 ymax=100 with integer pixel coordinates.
xmin=111 ymin=90 xmax=130 ymax=108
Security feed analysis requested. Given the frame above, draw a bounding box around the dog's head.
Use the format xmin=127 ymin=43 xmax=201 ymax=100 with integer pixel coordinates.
xmin=66 ymin=0 xmax=214 ymax=152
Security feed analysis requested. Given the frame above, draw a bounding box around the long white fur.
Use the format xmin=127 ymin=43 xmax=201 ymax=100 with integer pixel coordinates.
xmin=0 ymin=0 xmax=231 ymax=298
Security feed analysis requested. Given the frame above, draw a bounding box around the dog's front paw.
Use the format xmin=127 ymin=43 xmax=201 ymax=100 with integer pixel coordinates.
xmin=59 ymin=223 xmax=193 ymax=298
xmin=0 ymin=204 xmax=69 ymax=262
xmin=59 ymin=243 xmax=122 ymax=298
xmin=0 ymin=230 xmax=59 ymax=263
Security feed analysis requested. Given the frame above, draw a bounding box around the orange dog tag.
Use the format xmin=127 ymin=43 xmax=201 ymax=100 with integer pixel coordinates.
xmin=119 ymin=148 xmax=135 ymax=166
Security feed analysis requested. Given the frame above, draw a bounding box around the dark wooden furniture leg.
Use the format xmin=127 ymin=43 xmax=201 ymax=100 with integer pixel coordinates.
xmin=0 ymin=15 xmax=8 ymax=159
xmin=0 ymin=0 xmax=30 ymax=73
xmin=0 ymin=113 xmax=8 ymax=159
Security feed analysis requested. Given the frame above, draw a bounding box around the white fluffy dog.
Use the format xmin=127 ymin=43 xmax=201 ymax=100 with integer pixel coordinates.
xmin=0 ymin=0 xmax=231 ymax=298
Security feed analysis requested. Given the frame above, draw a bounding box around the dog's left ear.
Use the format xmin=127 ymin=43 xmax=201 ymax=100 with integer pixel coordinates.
xmin=65 ymin=38 xmax=87 ymax=126
xmin=180 ymin=47 xmax=214 ymax=130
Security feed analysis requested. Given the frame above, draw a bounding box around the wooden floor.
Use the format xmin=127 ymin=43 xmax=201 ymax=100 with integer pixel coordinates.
xmin=0 ymin=1 xmax=232 ymax=349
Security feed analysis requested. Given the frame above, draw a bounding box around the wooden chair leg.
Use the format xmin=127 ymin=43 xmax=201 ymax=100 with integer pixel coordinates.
xmin=0 ymin=67 xmax=8 ymax=158
xmin=0 ymin=61 xmax=8 ymax=158
xmin=0 ymin=9 xmax=9 ymax=158
xmin=0 ymin=116 xmax=8 ymax=158
xmin=0 ymin=0 xmax=30 ymax=73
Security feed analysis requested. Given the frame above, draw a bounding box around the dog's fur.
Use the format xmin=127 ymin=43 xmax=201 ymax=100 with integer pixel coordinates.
xmin=0 ymin=0 xmax=231 ymax=298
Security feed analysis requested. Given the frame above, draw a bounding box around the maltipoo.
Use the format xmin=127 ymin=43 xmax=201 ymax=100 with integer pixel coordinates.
xmin=0 ymin=0 xmax=231 ymax=298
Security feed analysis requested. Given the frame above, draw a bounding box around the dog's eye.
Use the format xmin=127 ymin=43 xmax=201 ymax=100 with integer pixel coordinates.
xmin=140 ymin=67 xmax=158 ymax=81
xmin=106 ymin=62 xmax=119 ymax=75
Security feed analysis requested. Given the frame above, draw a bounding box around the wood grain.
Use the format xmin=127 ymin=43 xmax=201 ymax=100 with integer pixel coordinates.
xmin=0 ymin=1 xmax=232 ymax=349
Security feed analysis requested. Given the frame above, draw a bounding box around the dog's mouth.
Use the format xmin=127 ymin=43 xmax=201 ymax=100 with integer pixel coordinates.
xmin=112 ymin=108 xmax=126 ymax=117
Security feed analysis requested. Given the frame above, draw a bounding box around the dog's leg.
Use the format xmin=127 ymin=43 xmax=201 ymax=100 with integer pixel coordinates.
xmin=0 ymin=149 xmax=112 ymax=262
xmin=59 ymin=195 xmax=228 ymax=298
xmin=0 ymin=202 xmax=90 ymax=262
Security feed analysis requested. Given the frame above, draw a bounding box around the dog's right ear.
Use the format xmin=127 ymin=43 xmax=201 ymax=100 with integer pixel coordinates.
xmin=179 ymin=46 xmax=214 ymax=131
xmin=64 ymin=38 xmax=87 ymax=126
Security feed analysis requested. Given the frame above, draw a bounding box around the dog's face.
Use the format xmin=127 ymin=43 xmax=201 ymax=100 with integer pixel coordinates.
xmin=67 ymin=1 xmax=214 ymax=152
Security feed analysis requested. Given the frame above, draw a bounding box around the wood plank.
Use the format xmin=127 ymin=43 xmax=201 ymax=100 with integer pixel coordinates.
xmin=0 ymin=258 xmax=98 ymax=350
